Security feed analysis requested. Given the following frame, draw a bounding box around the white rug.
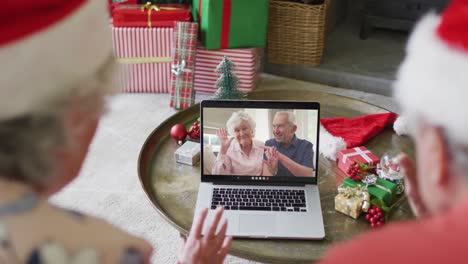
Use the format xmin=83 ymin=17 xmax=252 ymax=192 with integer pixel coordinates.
xmin=50 ymin=93 xmax=260 ymax=264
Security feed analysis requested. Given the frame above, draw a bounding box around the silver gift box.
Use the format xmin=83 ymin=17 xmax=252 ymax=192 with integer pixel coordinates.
xmin=175 ymin=141 xmax=200 ymax=166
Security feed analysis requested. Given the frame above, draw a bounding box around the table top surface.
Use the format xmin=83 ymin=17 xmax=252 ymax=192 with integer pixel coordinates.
xmin=138 ymin=82 xmax=414 ymax=263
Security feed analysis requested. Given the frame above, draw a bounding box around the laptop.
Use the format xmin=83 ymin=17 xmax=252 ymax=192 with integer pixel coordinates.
xmin=194 ymin=100 xmax=325 ymax=239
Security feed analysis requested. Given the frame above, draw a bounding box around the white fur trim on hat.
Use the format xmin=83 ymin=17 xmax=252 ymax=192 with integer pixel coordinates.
xmin=0 ymin=0 xmax=112 ymax=120
xmin=393 ymin=116 xmax=409 ymax=136
xmin=319 ymin=125 xmax=347 ymax=161
xmin=394 ymin=13 xmax=468 ymax=144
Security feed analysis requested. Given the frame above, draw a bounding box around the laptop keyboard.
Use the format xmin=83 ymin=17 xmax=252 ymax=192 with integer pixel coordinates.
xmin=211 ymin=188 xmax=307 ymax=212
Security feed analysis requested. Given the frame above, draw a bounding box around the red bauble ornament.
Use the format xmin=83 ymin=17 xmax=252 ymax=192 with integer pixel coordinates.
xmin=188 ymin=121 xmax=201 ymax=139
xmin=170 ymin=124 xmax=188 ymax=142
xmin=366 ymin=205 xmax=385 ymax=228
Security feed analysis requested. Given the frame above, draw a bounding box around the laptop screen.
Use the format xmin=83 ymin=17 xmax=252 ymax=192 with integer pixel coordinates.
xmin=201 ymin=100 xmax=320 ymax=185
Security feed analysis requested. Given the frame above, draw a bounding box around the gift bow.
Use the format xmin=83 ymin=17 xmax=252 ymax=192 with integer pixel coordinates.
xmin=172 ymin=60 xmax=192 ymax=76
xmin=362 ymin=174 xmax=392 ymax=195
xmin=338 ymin=185 xmax=370 ymax=212
xmin=172 ymin=59 xmax=193 ymax=109
xmin=141 ymin=2 xmax=186 ymax=27
xmin=342 ymin=147 xmax=375 ymax=166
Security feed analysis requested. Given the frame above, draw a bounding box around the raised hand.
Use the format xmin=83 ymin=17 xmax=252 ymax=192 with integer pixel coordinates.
xmin=263 ymin=146 xmax=279 ymax=175
xmin=177 ymin=207 xmax=232 ymax=264
xmin=399 ymin=154 xmax=429 ymax=218
xmin=216 ymin=128 xmax=234 ymax=155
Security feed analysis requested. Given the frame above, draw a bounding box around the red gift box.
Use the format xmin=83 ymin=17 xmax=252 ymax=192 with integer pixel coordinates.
xmin=194 ymin=46 xmax=262 ymax=94
xmin=337 ymin=147 xmax=380 ymax=176
xmin=112 ymin=3 xmax=191 ymax=28
xmin=109 ymin=0 xmax=137 ymax=15
xmin=170 ymin=22 xmax=198 ymax=109
xmin=112 ymin=27 xmax=173 ymax=93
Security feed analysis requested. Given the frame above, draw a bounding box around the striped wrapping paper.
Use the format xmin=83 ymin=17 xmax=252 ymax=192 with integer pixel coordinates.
xmin=169 ymin=22 xmax=198 ymax=109
xmin=194 ymin=46 xmax=262 ymax=94
xmin=112 ymin=27 xmax=173 ymax=93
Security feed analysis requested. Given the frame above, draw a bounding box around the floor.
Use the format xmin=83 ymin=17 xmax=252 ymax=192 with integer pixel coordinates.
xmin=264 ymin=8 xmax=409 ymax=96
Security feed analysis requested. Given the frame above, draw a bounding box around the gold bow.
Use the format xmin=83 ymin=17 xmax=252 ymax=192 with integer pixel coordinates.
xmin=338 ymin=185 xmax=363 ymax=198
xmin=141 ymin=2 xmax=186 ymax=28
xmin=337 ymin=185 xmax=370 ymax=212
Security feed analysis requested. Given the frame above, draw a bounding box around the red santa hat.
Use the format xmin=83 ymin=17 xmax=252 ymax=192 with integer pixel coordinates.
xmin=320 ymin=113 xmax=398 ymax=160
xmin=394 ymin=0 xmax=468 ymax=144
xmin=0 ymin=1 xmax=112 ymax=120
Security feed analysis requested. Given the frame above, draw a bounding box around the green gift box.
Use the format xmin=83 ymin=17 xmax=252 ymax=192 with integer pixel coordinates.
xmin=343 ymin=177 xmax=397 ymax=205
xmin=192 ymin=0 xmax=268 ymax=50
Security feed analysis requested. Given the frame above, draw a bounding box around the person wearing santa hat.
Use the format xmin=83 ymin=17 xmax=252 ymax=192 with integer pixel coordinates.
xmin=0 ymin=1 xmax=230 ymax=263
xmin=319 ymin=0 xmax=468 ymax=263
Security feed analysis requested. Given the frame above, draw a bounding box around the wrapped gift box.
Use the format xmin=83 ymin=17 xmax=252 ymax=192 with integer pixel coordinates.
xmin=175 ymin=141 xmax=200 ymax=165
xmin=337 ymin=146 xmax=380 ymax=177
xmin=343 ymin=177 xmax=398 ymax=205
xmin=112 ymin=27 xmax=173 ymax=93
xmin=335 ymin=186 xmax=369 ymax=219
xmin=192 ymin=0 xmax=269 ymax=49
xmin=109 ymin=0 xmax=137 ymax=15
xmin=113 ymin=3 xmax=191 ymax=28
xmin=194 ymin=46 xmax=262 ymax=94
xmin=170 ymin=22 xmax=198 ymax=109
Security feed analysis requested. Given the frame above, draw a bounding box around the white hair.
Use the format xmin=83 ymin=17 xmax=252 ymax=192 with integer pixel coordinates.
xmin=226 ymin=111 xmax=256 ymax=137
xmin=274 ymin=111 xmax=296 ymax=126
xmin=0 ymin=56 xmax=117 ymax=189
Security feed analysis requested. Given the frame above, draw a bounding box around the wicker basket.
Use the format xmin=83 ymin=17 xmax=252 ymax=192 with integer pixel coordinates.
xmin=267 ymin=0 xmax=329 ymax=66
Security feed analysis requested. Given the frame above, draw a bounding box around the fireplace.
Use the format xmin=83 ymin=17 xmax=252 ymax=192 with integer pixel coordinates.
xmin=360 ymin=0 xmax=449 ymax=39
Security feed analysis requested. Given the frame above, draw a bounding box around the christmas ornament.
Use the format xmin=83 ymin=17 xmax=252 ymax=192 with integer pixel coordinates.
xmin=188 ymin=118 xmax=200 ymax=139
xmin=213 ymin=56 xmax=244 ymax=100
xmin=170 ymin=124 xmax=188 ymax=144
xmin=365 ymin=205 xmax=385 ymax=228
xmin=346 ymin=160 xmax=376 ymax=182
xmin=377 ymin=151 xmax=405 ymax=195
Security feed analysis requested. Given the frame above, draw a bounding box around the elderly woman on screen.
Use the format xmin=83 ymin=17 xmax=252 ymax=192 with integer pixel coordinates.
xmin=212 ymin=111 xmax=278 ymax=176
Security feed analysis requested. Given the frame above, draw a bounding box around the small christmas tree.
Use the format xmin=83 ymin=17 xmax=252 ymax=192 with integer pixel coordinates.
xmin=214 ymin=56 xmax=244 ymax=100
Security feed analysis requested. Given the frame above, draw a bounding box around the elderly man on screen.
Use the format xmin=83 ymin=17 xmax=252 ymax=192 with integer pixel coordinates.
xmin=320 ymin=1 xmax=468 ymax=263
xmin=264 ymin=111 xmax=315 ymax=177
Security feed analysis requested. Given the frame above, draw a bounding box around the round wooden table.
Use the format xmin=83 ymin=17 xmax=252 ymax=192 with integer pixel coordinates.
xmin=138 ymin=87 xmax=414 ymax=263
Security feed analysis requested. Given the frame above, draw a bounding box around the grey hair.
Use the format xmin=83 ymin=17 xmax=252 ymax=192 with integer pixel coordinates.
xmin=226 ymin=111 xmax=256 ymax=137
xmin=0 ymin=56 xmax=118 ymax=189
xmin=275 ymin=111 xmax=296 ymax=126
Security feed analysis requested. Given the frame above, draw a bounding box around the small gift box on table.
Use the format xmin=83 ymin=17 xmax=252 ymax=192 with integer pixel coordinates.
xmin=194 ymin=46 xmax=262 ymax=94
xmin=337 ymin=146 xmax=380 ymax=177
xmin=335 ymin=185 xmax=370 ymax=219
xmin=175 ymin=141 xmax=200 ymax=165
xmin=113 ymin=3 xmax=191 ymax=28
xmin=343 ymin=176 xmax=398 ymax=205
xmin=170 ymin=22 xmax=198 ymax=109
xmin=192 ymin=0 xmax=269 ymax=49
xmin=112 ymin=27 xmax=173 ymax=93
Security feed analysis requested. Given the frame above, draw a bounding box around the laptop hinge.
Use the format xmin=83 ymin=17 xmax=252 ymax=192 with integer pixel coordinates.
xmin=212 ymin=181 xmax=307 ymax=187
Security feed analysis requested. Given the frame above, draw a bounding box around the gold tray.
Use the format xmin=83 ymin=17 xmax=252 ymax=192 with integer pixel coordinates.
xmin=138 ymin=90 xmax=414 ymax=264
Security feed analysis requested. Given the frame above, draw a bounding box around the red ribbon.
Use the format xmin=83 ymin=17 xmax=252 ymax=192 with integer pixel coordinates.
xmin=220 ymin=0 xmax=232 ymax=49
xmin=197 ymin=0 xmax=232 ymax=49
xmin=198 ymin=0 xmax=202 ymax=39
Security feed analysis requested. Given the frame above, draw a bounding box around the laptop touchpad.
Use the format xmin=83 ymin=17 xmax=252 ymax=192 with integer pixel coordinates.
xmin=239 ymin=215 xmax=276 ymax=234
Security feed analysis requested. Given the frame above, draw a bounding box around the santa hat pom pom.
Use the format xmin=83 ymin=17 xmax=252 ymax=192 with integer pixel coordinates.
xmin=393 ymin=116 xmax=409 ymax=136
xmin=319 ymin=126 xmax=347 ymax=161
